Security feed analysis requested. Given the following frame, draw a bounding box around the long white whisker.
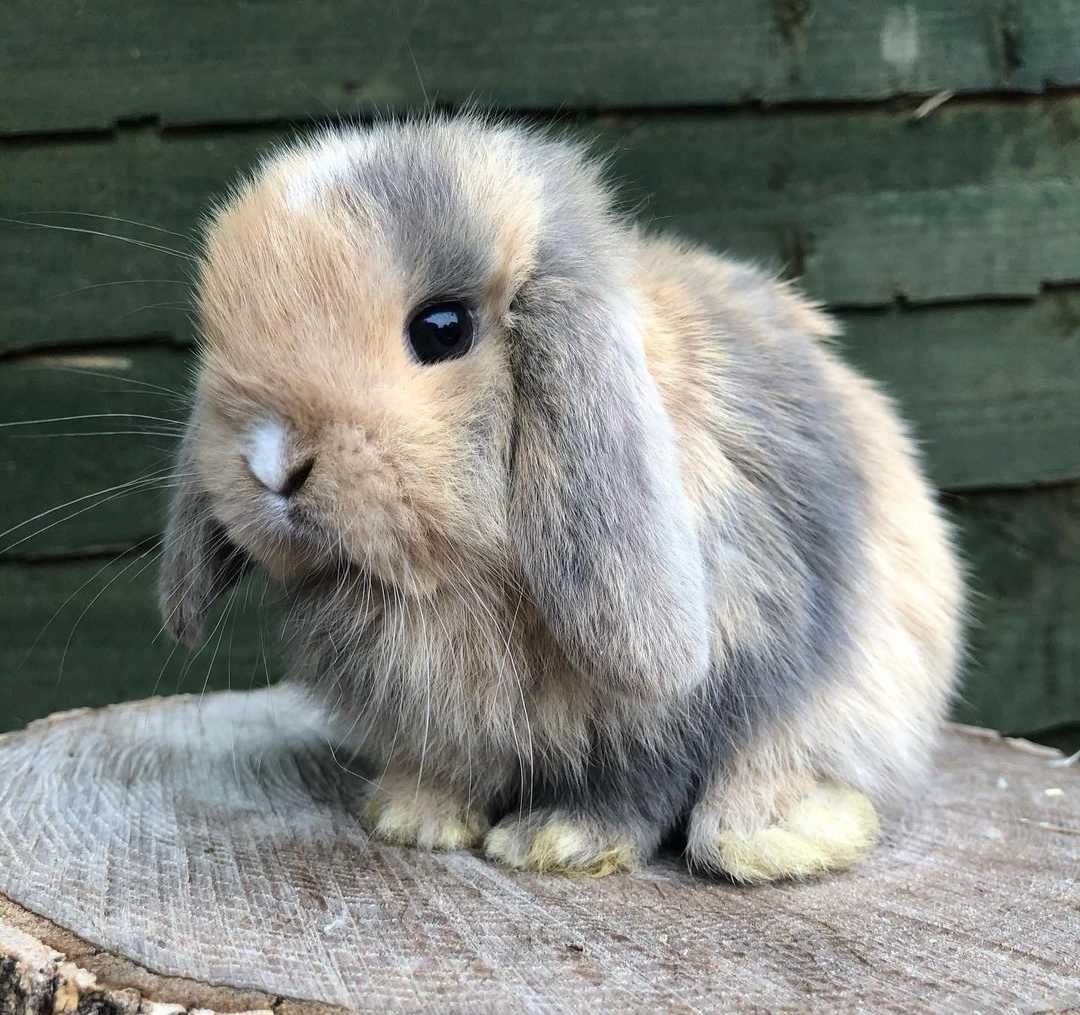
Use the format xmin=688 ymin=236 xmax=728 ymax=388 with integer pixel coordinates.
xmin=30 ymin=367 xmax=190 ymax=401
xmin=175 ymin=577 xmax=238 ymax=697
xmin=19 ymin=533 xmax=163 ymax=669
xmin=112 ymin=300 xmax=193 ymax=322
xmin=0 ymin=216 xmax=198 ymax=262
xmin=200 ymin=579 xmax=242 ymax=701
xmin=0 ymin=471 xmax=177 ymax=554
xmin=24 ymin=210 xmax=194 ymax=241
xmin=0 ymin=412 xmax=184 ymax=429
xmin=56 ymin=543 xmax=160 ymax=686
xmin=149 ymin=637 xmax=183 ymax=698
xmin=13 ymin=430 xmax=182 ymax=439
xmin=0 ymin=465 xmax=176 ymax=543
xmin=154 ymin=526 xmax=235 ymax=641
xmin=49 ymin=278 xmax=190 ymax=300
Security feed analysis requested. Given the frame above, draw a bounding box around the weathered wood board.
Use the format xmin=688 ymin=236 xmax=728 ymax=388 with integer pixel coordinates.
xmin=3 ymin=360 xmax=1080 ymax=738
xmin=0 ymin=347 xmax=190 ymax=557
xmin=8 ymin=96 xmax=1080 ymax=353
xmin=0 ymin=560 xmax=282 ymax=734
xmin=0 ymin=302 xmax=1076 ymax=560
xmin=0 ymin=688 xmax=1077 ymax=1012
xmin=4 ymin=1 xmax=1080 ymax=134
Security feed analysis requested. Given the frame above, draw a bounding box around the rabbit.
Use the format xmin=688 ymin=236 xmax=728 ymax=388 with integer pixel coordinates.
xmin=159 ymin=113 xmax=964 ymax=882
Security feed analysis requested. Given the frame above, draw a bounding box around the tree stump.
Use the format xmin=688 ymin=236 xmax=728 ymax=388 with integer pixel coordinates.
xmin=0 ymin=687 xmax=1077 ymax=1014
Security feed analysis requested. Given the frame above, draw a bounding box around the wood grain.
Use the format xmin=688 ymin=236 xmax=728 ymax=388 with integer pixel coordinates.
xmin=3 ymin=360 xmax=1080 ymax=740
xmin=0 ymin=559 xmax=283 ymax=735
xmin=4 ymin=294 xmax=1080 ymax=562
xmin=0 ymin=688 xmax=1076 ymax=1012
xmin=4 ymin=1 xmax=1079 ymax=134
xmin=8 ymin=96 xmax=1080 ymax=355
xmin=0 ymin=346 xmax=190 ymax=557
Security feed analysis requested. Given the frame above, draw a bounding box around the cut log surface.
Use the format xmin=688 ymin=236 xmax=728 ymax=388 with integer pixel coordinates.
xmin=0 ymin=688 xmax=1077 ymax=1014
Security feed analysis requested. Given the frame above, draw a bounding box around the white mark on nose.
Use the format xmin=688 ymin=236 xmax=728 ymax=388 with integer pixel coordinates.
xmin=247 ymin=419 xmax=288 ymax=494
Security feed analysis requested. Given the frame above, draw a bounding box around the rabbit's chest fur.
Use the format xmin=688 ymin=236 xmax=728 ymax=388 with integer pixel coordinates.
xmin=287 ymin=574 xmax=643 ymax=796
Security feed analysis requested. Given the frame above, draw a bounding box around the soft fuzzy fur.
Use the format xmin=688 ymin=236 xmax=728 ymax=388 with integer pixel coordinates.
xmin=159 ymin=114 xmax=964 ymax=881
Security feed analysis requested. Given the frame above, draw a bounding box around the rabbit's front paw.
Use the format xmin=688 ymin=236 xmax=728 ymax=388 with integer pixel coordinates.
xmin=485 ymin=811 xmax=639 ymax=876
xmin=695 ymin=782 xmax=879 ymax=883
xmin=361 ymin=778 xmax=489 ymax=851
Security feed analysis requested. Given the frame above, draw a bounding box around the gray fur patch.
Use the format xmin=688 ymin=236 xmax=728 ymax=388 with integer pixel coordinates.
xmin=158 ymin=424 xmax=248 ymax=646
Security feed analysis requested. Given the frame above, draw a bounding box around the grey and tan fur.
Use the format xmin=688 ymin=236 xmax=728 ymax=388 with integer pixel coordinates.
xmin=159 ymin=114 xmax=963 ymax=881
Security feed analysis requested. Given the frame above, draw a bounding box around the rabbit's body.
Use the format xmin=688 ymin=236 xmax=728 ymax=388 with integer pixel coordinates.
xmin=162 ymin=116 xmax=962 ymax=880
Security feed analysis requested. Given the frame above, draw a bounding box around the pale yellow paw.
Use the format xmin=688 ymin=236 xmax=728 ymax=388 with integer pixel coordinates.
xmin=484 ymin=814 xmax=638 ymax=876
xmin=715 ymin=783 xmax=880 ymax=883
xmin=361 ymin=785 xmax=489 ymax=851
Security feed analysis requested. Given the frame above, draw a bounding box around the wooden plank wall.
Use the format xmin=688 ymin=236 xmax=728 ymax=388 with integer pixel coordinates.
xmin=2 ymin=1 xmax=1079 ymax=746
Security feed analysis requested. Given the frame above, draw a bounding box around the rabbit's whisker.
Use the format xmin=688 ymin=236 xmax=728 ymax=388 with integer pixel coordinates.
xmin=36 ymin=367 xmax=190 ymax=402
xmin=49 ymin=278 xmax=191 ymax=300
xmin=56 ymin=541 xmax=161 ymax=687
xmin=0 ymin=412 xmax=185 ymax=429
xmin=13 ymin=430 xmax=182 ymax=439
xmin=0 ymin=466 xmax=181 ymax=547
xmin=2 ymin=216 xmax=198 ymax=262
xmin=22 ymin=210 xmax=195 ymax=242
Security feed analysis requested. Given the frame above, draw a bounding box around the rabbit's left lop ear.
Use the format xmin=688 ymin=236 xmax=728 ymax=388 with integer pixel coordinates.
xmin=158 ymin=421 xmax=246 ymax=647
xmin=508 ymin=280 xmax=711 ymax=701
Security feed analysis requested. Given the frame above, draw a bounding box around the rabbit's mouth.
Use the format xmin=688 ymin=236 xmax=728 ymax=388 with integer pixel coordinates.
xmin=209 ymin=493 xmax=335 ymax=584
xmin=229 ymin=496 xmax=437 ymax=597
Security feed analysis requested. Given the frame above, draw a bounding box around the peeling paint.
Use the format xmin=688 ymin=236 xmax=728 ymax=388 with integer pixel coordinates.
xmin=881 ymin=5 xmax=919 ymax=74
xmin=24 ymin=353 xmax=134 ymax=371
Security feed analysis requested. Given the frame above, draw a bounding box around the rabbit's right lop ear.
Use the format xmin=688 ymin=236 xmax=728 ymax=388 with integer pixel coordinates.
xmin=508 ymin=283 xmax=711 ymax=701
xmin=158 ymin=422 xmax=246 ymax=647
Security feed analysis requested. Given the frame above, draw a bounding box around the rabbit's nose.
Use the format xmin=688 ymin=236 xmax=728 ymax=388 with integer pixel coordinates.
xmin=279 ymin=456 xmax=315 ymax=498
xmin=246 ymin=419 xmax=314 ymax=498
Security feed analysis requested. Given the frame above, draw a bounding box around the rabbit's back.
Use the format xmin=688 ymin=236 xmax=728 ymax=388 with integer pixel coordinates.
xmin=636 ymin=235 xmax=963 ymax=797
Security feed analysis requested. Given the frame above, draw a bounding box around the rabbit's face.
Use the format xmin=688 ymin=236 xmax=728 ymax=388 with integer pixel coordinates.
xmin=192 ymin=126 xmax=541 ymax=592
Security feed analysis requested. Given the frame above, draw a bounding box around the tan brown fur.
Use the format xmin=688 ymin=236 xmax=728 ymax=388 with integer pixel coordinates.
xmin=196 ymin=161 xmax=519 ymax=592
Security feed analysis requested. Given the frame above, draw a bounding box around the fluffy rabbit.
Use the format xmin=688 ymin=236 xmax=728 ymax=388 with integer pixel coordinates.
xmin=160 ymin=114 xmax=963 ymax=881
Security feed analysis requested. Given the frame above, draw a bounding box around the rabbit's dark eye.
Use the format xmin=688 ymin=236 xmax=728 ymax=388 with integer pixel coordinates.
xmin=406 ymin=300 xmax=474 ymax=364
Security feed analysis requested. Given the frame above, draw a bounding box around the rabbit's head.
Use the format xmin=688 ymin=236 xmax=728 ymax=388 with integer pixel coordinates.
xmin=160 ymin=115 xmax=708 ymax=699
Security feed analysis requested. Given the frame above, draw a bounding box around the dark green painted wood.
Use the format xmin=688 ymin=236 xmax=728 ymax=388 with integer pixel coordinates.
xmin=2 ymin=483 xmax=1078 ymax=740
xmin=798 ymin=180 xmax=1080 ymax=303
xmin=837 ymin=293 xmax=1080 ymax=491
xmin=3 ymin=3 xmax=1079 ymax=744
xmin=0 ymin=348 xmax=190 ymax=558
xmin=0 ymin=126 xmax=261 ymax=355
xmin=949 ymin=482 xmax=1080 ymax=736
xmin=3 ymin=296 xmax=1079 ymax=559
xmin=7 ymin=97 xmax=1080 ymax=355
xmin=0 ymin=558 xmax=283 ymax=733
xmin=1034 ymin=723 xmax=1080 ymax=753
xmin=3 ymin=1 xmax=1079 ymax=133
xmin=599 ymin=105 xmax=1080 ymax=304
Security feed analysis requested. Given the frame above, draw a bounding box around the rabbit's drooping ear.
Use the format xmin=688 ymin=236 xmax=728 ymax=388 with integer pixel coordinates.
xmin=509 ymin=287 xmax=710 ymax=699
xmin=158 ymin=422 xmax=246 ymax=647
